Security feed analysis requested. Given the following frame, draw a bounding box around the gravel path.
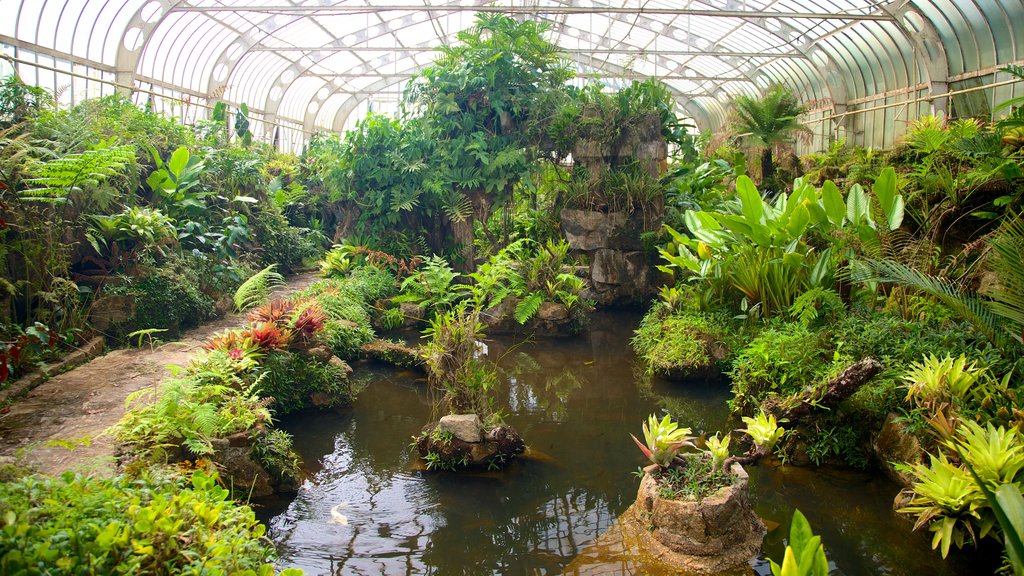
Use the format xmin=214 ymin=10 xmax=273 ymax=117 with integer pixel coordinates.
xmin=0 ymin=271 xmax=321 ymax=476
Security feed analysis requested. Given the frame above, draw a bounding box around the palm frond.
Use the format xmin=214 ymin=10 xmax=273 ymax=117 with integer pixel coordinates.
xmin=852 ymin=258 xmax=1002 ymax=345
xmin=986 ymin=215 xmax=1024 ymax=343
xmin=233 ymin=264 xmax=285 ymax=312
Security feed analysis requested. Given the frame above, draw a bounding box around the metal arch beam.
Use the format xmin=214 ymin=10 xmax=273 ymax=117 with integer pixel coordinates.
xmin=114 ymin=0 xmax=177 ymax=95
xmin=249 ymin=45 xmax=804 ymax=59
xmin=174 ymin=5 xmax=895 ymax=21
xmin=883 ymin=2 xmax=950 ymax=115
xmin=555 ymin=0 xmax=840 ymax=131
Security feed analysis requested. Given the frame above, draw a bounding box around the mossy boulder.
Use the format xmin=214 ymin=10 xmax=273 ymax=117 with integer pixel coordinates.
xmin=632 ymin=310 xmax=730 ymax=380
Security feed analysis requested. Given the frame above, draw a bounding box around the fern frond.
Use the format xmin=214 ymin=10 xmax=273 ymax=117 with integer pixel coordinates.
xmin=514 ymin=292 xmax=544 ymax=324
xmin=233 ymin=265 xmax=285 ymax=312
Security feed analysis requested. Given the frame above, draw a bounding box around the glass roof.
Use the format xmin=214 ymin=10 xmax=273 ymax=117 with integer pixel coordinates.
xmin=1 ymin=0 xmax=1021 ymax=149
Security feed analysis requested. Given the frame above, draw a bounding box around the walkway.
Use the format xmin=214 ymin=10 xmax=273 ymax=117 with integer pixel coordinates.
xmin=0 ymin=271 xmax=320 ymax=476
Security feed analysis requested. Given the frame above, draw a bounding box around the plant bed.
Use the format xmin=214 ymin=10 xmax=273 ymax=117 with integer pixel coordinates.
xmin=624 ymin=456 xmax=765 ymax=574
xmin=414 ymin=414 xmax=525 ymax=471
xmin=480 ymin=295 xmax=583 ymax=337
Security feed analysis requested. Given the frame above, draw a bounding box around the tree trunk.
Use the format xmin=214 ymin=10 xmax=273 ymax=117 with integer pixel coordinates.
xmin=764 ymin=357 xmax=884 ymax=422
xmin=761 ymin=148 xmax=775 ymax=183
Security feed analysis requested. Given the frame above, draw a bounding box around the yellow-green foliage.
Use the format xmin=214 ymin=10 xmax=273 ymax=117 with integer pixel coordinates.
xmin=0 ymin=469 xmax=299 ymax=575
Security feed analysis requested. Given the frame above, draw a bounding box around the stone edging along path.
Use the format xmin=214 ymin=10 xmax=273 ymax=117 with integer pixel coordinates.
xmin=0 ymin=271 xmax=321 ymax=477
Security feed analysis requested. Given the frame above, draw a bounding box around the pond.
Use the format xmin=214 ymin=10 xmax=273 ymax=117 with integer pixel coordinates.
xmin=261 ymin=312 xmax=993 ymax=575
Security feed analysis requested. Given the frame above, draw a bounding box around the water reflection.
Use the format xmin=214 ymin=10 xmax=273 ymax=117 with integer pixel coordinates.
xmin=265 ymin=312 xmax=993 ymax=575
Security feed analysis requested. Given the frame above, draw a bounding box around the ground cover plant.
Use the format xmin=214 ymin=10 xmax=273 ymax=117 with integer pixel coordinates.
xmin=0 ymin=467 xmax=299 ymax=575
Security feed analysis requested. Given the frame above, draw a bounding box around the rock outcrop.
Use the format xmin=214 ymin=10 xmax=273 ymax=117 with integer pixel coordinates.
xmin=617 ymin=461 xmax=765 ymax=574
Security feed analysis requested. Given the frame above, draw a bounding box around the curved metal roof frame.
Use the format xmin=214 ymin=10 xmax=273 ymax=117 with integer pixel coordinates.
xmin=1 ymin=0 xmax=1022 ymax=151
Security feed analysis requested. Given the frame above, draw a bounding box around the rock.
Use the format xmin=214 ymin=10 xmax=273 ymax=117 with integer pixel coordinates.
xmin=328 ymin=356 xmax=353 ymax=376
xmin=873 ymin=413 xmax=924 ymax=488
xmin=399 ymin=302 xmax=426 ymax=327
xmin=89 ymin=294 xmax=135 ymax=332
xmin=561 ymin=210 xmax=629 ymax=251
xmin=300 ymin=345 xmax=334 ymax=362
xmin=361 ymin=339 xmax=424 ymax=369
xmin=480 ymin=295 xmax=519 ymax=332
xmin=536 ymin=302 xmax=569 ymax=322
xmin=415 ymin=421 xmax=526 ymax=470
xmin=209 ymin=439 xmax=274 ymax=498
xmin=309 ymin=391 xmax=335 ymax=408
xmin=438 ymin=414 xmax=483 ymax=443
xmin=625 ymin=459 xmax=765 ymax=574
xmin=591 ymin=249 xmax=627 ymax=285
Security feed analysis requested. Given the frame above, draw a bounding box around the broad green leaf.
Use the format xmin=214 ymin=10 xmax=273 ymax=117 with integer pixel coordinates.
xmin=887 ymin=195 xmax=905 ymax=231
xmin=873 ymin=166 xmax=897 ymax=215
xmin=821 ymin=180 xmax=846 ymax=226
xmin=168 ymin=146 xmax=190 ymax=176
xmin=809 ymin=248 xmax=833 ymax=288
xmin=846 ymin=184 xmax=871 ymax=227
xmin=736 ymin=175 xmax=764 ymax=224
xmin=786 ymin=203 xmax=810 ymax=238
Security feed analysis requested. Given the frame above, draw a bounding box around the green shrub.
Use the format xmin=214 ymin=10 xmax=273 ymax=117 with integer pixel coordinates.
xmin=0 ymin=470 xmax=282 ymax=575
xmin=632 ymin=309 xmax=730 ymax=378
xmin=257 ymin=351 xmax=351 ymax=414
xmin=729 ymin=321 xmax=829 ymax=413
xmin=249 ymin=207 xmax=320 ymax=273
xmin=114 ymin=374 xmax=271 ymax=459
xmin=320 ymin=319 xmax=374 ymax=361
xmin=251 ymin=429 xmax=301 ymax=484
xmin=107 ymin=262 xmax=215 ymax=338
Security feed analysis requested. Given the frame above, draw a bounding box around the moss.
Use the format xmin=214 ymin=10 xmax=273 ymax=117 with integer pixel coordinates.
xmin=632 ymin=309 xmax=730 ymax=379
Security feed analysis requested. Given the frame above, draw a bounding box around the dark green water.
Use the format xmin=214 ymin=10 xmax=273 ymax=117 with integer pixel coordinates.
xmin=263 ymin=312 xmax=994 ymax=575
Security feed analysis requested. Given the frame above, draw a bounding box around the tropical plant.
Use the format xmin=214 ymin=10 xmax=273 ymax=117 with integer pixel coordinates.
xmin=901 ymin=453 xmax=987 ymax=558
xmin=421 ymin=302 xmax=496 ymax=417
xmin=902 ymin=354 xmax=985 ymax=412
xmin=21 ymin=144 xmax=136 ymax=205
xmin=145 ymin=145 xmax=207 ymax=218
xmin=855 ymin=213 xmax=1024 ymax=352
xmin=729 ymin=84 xmax=809 ymax=183
xmin=705 ymin=433 xmax=731 ymax=473
xmin=405 ymin=13 xmax=573 ymax=268
xmin=630 ymin=413 xmax=695 ymax=468
xmin=395 ymin=255 xmax=463 ymax=311
xmin=0 ymin=470 xmax=290 ymax=575
xmin=741 ymin=411 xmax=786 ymax=455
xmin=769 ymin=510 xmax=830 ymax=576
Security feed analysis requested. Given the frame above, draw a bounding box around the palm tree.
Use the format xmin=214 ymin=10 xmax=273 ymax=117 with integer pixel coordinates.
xmin=730 ymin=84 xmax=809 ymax=184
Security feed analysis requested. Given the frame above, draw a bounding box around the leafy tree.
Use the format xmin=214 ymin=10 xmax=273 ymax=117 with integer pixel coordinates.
xmin=404 ymin=14 xmax=573 ymax=269
xmin=730 ymin=84 xmax=809 ymax=185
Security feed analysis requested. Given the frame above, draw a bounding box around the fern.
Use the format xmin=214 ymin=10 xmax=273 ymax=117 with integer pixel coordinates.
xmin=21 ymin=145 xmax=135 ymax=203
xmin=233 ymin=265 xmax=285 ymax=312
xmin=514 ymin=292 xmax=544 ymax=324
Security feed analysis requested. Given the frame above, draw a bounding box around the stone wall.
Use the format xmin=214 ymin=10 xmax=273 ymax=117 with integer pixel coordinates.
xmin=561 ymin=208 xmax=667 ymax=306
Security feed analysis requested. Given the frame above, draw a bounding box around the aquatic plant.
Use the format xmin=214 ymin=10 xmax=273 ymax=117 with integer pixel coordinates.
xmin=631 ymin=413 xmax=694 ymax=468
xmin=741 ymin=411 xmax=785 ymax=456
